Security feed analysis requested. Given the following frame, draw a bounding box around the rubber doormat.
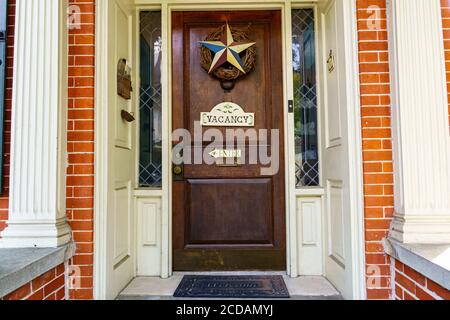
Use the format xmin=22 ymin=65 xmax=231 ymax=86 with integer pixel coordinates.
xmin=174 ymin=275 xmax=290 ymax=299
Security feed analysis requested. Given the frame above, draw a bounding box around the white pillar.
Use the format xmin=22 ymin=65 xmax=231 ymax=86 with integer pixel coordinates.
xmin=387 ymin=0 xmax=450 ymax=243
xmin=0 ymin=0 xmax=71 ymax=248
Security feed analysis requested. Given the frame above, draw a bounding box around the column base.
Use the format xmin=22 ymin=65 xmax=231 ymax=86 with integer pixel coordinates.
xmin=0 ymin=218 xmax=72 ymax=248
xmin=390 ymin=213 xmax=450 ymax=244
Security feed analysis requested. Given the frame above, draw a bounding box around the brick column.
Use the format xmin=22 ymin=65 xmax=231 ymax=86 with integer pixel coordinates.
xmin=0 ymin=0 xmax=71 ymax=248
xmin=387 ymin=0 xmax=450 ymax=243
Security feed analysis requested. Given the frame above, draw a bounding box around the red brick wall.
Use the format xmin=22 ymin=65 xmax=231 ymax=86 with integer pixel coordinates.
xmin=356 ymin=0 xmax=394 ymax=300
xmin=442 ymin=0 xmax=450 ymax=127
xmin=0 ymin=0 xmax=15 ymax=234
xmin=394 ymin=260 xmax=450 ymax=300
xmin=67 ymin=0 xmax=95 ymax=300
xmin=1 ymin=264 xmax=66 ymax=300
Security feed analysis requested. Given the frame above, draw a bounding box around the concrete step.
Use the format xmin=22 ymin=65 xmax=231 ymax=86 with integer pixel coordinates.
xmin=117 ymin=273 xmax=343 ymax=300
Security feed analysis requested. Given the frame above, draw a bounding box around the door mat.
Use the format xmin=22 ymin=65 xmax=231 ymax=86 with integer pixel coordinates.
xmin=174 ymin=275 xmax=290 ymax=299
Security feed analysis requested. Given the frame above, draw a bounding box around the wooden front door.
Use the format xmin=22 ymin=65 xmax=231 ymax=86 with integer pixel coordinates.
xmin=172 ymin=11 xmax=285 ymax=271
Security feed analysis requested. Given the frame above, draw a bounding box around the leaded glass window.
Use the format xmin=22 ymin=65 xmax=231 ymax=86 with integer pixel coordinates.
xmin=0 ymin=0 xmax=7 ymax=192
xmin=292 ymin=9 xmax=319 ymax=187
xmin=139 ymin=11 xmax=162 ymax=188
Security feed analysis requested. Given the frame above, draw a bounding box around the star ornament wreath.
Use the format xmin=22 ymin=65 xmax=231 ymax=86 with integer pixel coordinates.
xmin=199 ymin=23 xmax=257 ymax=86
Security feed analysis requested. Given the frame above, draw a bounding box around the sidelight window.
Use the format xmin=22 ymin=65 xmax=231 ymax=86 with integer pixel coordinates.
xmin=139 ymin=11 xmax=162 ymax=188
xmin=0 ymin=0 xmax=7 ymax=192
xmin=292 ymin=9 xmax=319 ymax=187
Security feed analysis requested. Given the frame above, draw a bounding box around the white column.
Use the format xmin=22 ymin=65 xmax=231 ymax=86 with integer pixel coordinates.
xmin=387 ymin=0 xmax=450 ymax=243
xmin=0 ymin=0 xmax=71 ymax=248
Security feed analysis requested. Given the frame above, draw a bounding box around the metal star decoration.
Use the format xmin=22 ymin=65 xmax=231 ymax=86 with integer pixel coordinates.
xmin=199 ymin=24 xmax=256 ymax=74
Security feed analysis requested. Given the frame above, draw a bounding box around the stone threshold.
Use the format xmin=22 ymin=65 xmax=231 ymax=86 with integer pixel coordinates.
xmin=0 ymin=242 xmax=76 ymax=298
xmin=384 ymin=237 xmax=450 ymax=291
xmin=118 ymin=273 xmax=342 ymax=300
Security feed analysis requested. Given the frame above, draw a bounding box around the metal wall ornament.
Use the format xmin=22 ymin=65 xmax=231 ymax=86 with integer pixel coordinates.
xmin=121 ymin=110 xmax=135 ymax=123
xmin=199 ymin=23 xmax=256 ymax=91
xmin=327 ymin=50 xmax=335 ymax=73
xmin=117 ymin=58 xmax=133 ymax=100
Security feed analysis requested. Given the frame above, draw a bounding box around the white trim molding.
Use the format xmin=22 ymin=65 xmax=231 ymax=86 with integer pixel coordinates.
xmin=387 ymin=0 xmax=450 ymax=244
xmin=94 ymin=0 xmax=109 ymax=299
xmin=343 ymin=0 xmax=366 ymax=300
xmin=0 ymin=0 xmax=71 ymax=248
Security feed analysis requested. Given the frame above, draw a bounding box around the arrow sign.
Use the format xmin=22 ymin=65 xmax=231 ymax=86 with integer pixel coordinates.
xmin=208 ymin=148 xmax=242 ymax=159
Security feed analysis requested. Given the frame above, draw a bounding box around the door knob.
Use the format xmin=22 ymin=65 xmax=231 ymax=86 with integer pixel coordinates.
xmin=173 ymin=165 xmax=183 ymax=176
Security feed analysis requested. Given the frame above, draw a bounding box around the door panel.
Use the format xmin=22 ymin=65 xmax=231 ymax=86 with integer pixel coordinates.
xmin=113 ymin=182 xmax=132 ymax=265
xmin=327 ymin=181 xmax=345 ymax=266
xmin=321 ymin=1 xmax=357 ymax=299
xmin=172 ymin=11 xmax=285 ymax=271
xmin=187 ymin=179 xmax=273 ymax=245
xmin=105 ymin=0 xmax=136 ymax=299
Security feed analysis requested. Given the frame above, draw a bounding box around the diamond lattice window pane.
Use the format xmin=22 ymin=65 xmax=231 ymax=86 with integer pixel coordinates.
xmin=292 ymin=9 xmax=320 ymax=187
xmin=139 ymin=11 xmax=163 ymax=188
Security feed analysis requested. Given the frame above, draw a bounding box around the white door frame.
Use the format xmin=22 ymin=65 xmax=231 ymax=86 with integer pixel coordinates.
xmin=341 ymin=0 xmax=366 ymax=299
xmin=94 ymin=0 xmax=109 ymax=299
xmin=94 ymin=0 xmax=366 ymax=299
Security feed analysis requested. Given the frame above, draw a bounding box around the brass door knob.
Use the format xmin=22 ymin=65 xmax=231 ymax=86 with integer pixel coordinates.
xmin=173 ymin=165 xmax=183 ymax=176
